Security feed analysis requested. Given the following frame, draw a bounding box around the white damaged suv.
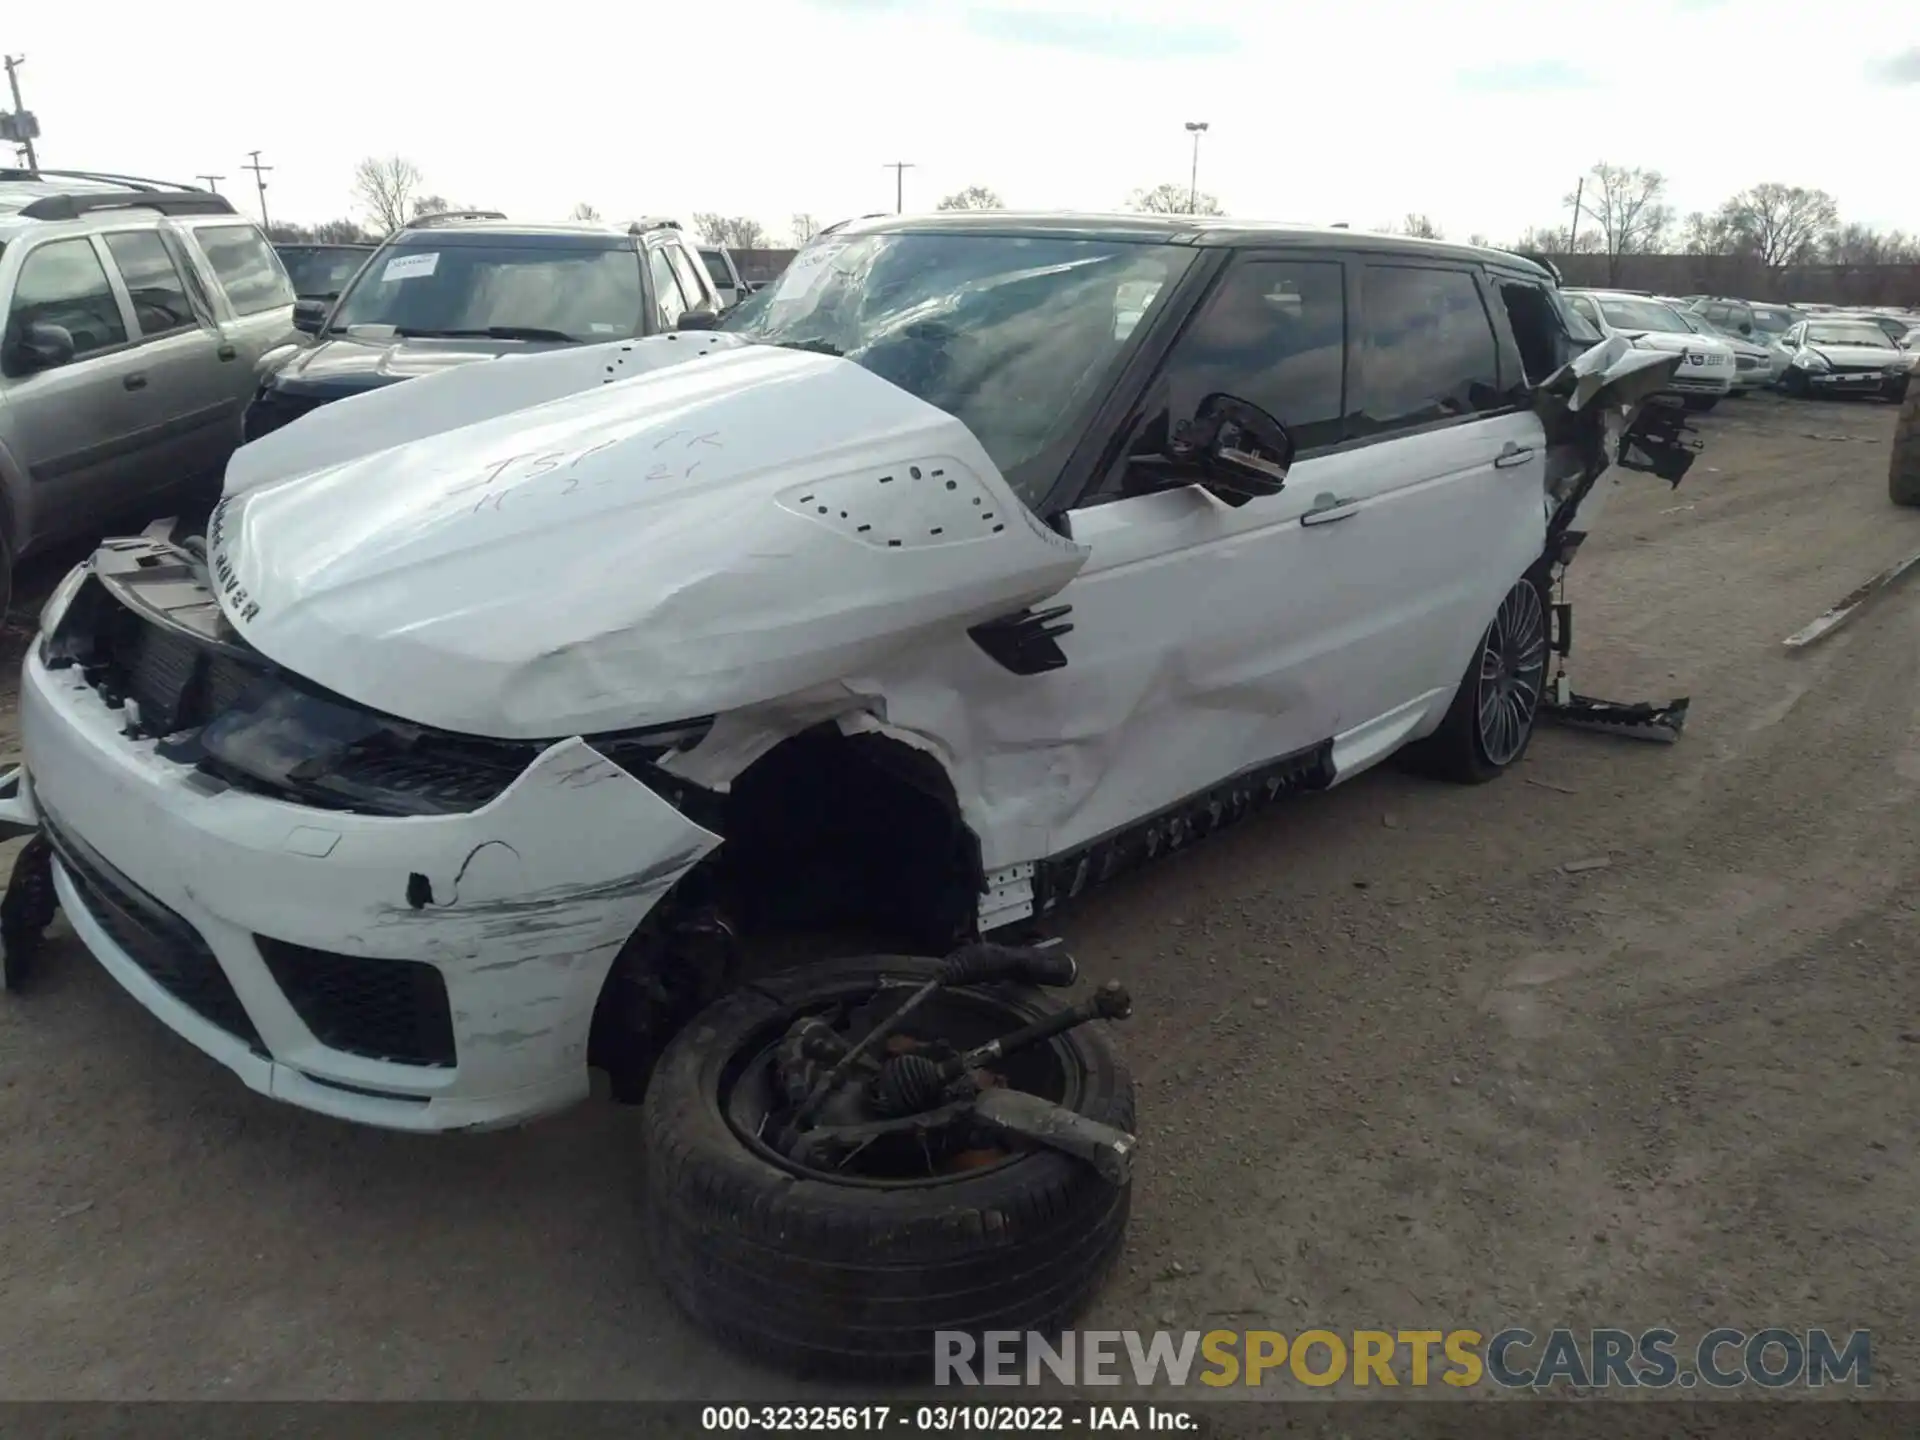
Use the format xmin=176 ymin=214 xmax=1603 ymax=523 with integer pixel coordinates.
xmin=0 ymin=215 xmax=1687 ymax=1132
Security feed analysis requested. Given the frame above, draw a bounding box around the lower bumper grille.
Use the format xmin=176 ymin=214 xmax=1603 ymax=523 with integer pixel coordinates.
xmin=258 ymin=938 xmax=456 ymax=1067
xmin=42 ymin=810 xmax=263 ymax=1049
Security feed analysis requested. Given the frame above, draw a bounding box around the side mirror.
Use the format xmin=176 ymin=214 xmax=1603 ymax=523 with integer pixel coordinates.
xmin=675 ymin=309 xmax=721 ymax=331
xmin=1738 ymin=322 xmax=1752 ymax=336
xmin=292 ymin=299 xmax=327 ymax=335
xmin=1176 ymin=393 xmax=1294 ymax=506
xmin=6 ymin=320 xmax=77 ymax=374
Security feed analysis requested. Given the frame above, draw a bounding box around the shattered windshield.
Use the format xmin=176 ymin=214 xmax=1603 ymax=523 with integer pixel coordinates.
xmin=328 ymin=243 xmax=646 ymax=342
xmin=1598 ymin=299 xmax=1691 ymax=334
xmin=722 ymin=231 xmax=1196 ymax=503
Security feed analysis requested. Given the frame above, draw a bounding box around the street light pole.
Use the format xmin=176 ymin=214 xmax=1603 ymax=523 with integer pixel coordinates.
xmin=1184 ymin=121 xmax=1209 ymax=214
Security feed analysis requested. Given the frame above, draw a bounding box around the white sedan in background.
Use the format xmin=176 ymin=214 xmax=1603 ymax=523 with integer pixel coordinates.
xmin=1562 ymin=290 xmax=1736 ymax=411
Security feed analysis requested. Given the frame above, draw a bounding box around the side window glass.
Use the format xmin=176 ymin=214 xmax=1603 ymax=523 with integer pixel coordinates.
xmin=194 ymin=224 xmax=295 ymax=316
xmin=6 ymin=239 xmax=129 ymax=358
xmin=649 ymin=248 xmax=687 ymax=328
xmin=1356 ymin=265 xmax=1502 ymax=436
xmin=1497 ymin=281 xmax=1567 ymax=386
xmin=666 ymin=245 xmax=711 ymax=311
xmin=103 ymin=231 xmax=198 ymax=338
xmin=1565 ymin=294 xmax=1601 ymax=327
xmin=1160 ymin=257 xmax=1346 ymax=444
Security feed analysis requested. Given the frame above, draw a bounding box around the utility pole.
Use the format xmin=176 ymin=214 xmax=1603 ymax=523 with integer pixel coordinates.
xmin=3 ymin=55 xmax=38 ymax=171
xmin=1567 ymin=174 xmax=1584 ymax=253
xmin=196 ymin=174 xmax=225 ymax=194
xmin=1184 ymin=121 xmax=1209 ymax=214
xmin=883 ymin=161 xmax=914 ymax=214
xmin=243 ymin=149 xmax=272 ymax=230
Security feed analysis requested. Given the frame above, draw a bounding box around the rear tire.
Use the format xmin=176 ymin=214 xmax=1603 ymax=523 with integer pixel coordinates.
xmin=1890 ymin=384 xmax=1920 ymax=507
xmin=1404 ymin=574 xmax=1549 ymax=785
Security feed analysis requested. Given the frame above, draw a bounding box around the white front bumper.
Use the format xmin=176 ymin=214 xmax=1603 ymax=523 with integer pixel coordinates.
xmin=18 ymin=650 xmax=719 ymax=1132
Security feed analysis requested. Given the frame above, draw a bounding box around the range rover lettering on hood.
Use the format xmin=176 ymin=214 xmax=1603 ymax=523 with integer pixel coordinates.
xmin=215 ymin=335 xmax=1091 ymax=740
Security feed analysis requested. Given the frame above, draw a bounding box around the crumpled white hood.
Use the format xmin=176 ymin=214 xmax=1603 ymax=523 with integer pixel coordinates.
xmin=213 ymin=335 xmax=1089 ymax=739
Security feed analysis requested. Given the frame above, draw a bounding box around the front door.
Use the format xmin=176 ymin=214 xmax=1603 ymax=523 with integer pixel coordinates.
xmin=0 ymin=236 xmax=152 ymax=545
xmin=999 ymin=253 xmax=1393 ymax=855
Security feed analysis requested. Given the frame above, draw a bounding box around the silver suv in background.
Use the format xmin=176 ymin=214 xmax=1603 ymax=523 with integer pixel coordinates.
xmin=699 ymin=243 xmax=748 ymax=308
xmin=0 ymin=169 xmax=295 ymax=611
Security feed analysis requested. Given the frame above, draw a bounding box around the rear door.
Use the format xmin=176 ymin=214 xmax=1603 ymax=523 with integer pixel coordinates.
xmin=0 ymin=234 xmax=151 ymax=543
xmin=182 ymin=221 xmax=296 ymax=371
xmin=98 ymin=227 xmax=238 ymax=490
xmin=1321 ymin=259 xmax=1547 ymax=765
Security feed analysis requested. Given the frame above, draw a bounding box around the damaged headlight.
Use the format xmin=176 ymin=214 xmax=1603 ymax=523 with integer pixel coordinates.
xmin=195 ymin=683 xmax=541 ymax=817
xmin=1792 ymin=351 xmax=1829 ymax=372
xmin=194 ymin=681 xmax=715 ymax=818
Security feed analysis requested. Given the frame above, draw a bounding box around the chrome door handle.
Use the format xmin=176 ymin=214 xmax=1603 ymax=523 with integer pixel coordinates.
xmin=1301 ymin=494 xmax=1360 ymax=526
xmin=1494 ymin=441 xmax=1535 ymax=468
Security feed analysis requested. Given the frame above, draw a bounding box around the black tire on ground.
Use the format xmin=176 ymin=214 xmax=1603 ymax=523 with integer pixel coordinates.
xmin=642 ymin=955 xmax=1134 ymax=1377
xmin=1783 ymin=368 xmax=1810 ymax=398
xmin=1682 ymin=395 xmax=1719 ymax=413
xmin=1403 ymin=573 xmax=1550 ymax=785
xmin=1890 ymin=384 xmax=1920 ymax=507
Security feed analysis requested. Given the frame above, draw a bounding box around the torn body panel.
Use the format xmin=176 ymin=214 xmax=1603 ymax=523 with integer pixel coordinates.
xmin=18 ymin=645 xmax=719 ymax=1130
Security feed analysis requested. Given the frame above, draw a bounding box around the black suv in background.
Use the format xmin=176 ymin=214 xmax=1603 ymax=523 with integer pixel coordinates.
xmin=273 ymin=242 xmax=375 ymax=303
xmin=244 ymin=212 xmax=722 ymax=440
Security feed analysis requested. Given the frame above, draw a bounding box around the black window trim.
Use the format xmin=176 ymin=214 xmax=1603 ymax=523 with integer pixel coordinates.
xmin=97 ymin=225 xmax=205 ymax=342
xmin=3 ymin=233 xmax=141 ymax=367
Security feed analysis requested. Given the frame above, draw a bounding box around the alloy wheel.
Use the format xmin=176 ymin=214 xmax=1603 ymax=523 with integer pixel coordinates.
xmin=1476 ymin=581 xmax=1548 ymax=767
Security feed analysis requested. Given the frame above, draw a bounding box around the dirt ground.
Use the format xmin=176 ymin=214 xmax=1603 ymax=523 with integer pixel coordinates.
xmin=1 ymin=390 xmax=1916 ymax=1402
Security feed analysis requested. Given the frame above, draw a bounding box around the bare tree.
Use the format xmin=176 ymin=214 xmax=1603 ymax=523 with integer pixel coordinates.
xmin=268 ymin=218 xmax=372 ymax=244
xmin=937 ymin=185 xmax=1004 ymax=211
xmin=1680 ymin=209 xmax=1739 ymax=256
xmin=791 ymin=213 xmax=821 ymax=245
xmin=1513 ymin=223 xmax=1602 ymax=254
xmin=1567 ymin=162 xmax=1673 ymax=284
xmin=570 ymin=201 xmax=601 ymax=221
xmin=1718 ymin=183 xmax=1839 ymax=268
xmin=1401 ymin=213 xmax=1443 ymax=240
xmin=353 ymin=155 xmax=423 ymax=235
xmin=1822 ymin=223 xmax=1920 ymax=267
xmin=1467 ymin=232 xmax=1492 ymax=248
xmin=1128 ymin=182 xmax=1222 ymax=216
xmin=693 ymin=213 xmax=771 ymax=248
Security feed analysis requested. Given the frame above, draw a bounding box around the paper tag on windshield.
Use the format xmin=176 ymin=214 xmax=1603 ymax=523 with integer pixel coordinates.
xmin=382 ymin=252 xmax=440 ymax=282
xmin=770 ymin=240 xmax=848 ymax=306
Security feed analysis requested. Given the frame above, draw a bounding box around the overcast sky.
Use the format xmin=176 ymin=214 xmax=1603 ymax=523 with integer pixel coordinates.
xmin=9 ymin=0 xmax=1920 ymax=243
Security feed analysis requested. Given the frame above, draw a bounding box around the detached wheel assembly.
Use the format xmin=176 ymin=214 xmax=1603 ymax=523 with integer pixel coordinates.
xmin=641 ymin=946 xmax=1136 ymax=1376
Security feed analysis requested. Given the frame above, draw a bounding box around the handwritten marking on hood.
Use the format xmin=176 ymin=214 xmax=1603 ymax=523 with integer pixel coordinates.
xmin=443 ymin=428 xmax=731 ymax=518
